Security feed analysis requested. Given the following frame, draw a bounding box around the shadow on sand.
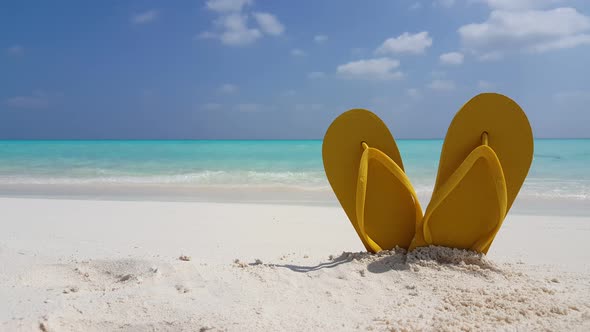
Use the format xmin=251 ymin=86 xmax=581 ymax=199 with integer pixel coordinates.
xmin=366 ymin=254 xmax=410 ymax=273
xmin=271 ymin=253 xmax=355 ymax=272
xmin=271 ymin=251 xmax=411 ymax=274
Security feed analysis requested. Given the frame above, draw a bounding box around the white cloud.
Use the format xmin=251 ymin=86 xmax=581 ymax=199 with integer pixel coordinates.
xmin=406 ymin=88 xmax=422 ymax=100
xmin=234 ymin=103 xmax=263 ymax=112
xmin=253 ymin=12 xmax=284 ymax=36
xmin=218 ymin=14 xmax=262 ymax=45
xmin=200 ymin=13 xmax=262 ymax=46
xmin=376 ymin=32 xmax=433 ymax=55
xmin=459 ymin=8 xmax=590 ymax=58
xmin=200 ymin=103 xmax=223 ymax=111
xmin=206 ymin=0 xmax=253 ymax=13
xmin=131 ymin=9 xmax=159 ymax=24
xmin=291 ymin=48 xmax=306 ymax=57
xmin=219 ymin=83 xmax=238 ymax=94
xmin=5 ymin=91 xmax=52 ymax=109
xmin=308 ymin=71 xmax=326 ymax=79
xmin=479 ymin=0 xmax=564 ymax=10
xmin=477 ymin=80 xmax=495 ymax=89
xmin=200 ymin=3 xmax=283 ymax=46
xmin=6 ymin=45 xmax=24 ymax=56
xmin=439 ymin=52 xmax=464 ymax=65
xmin=531 ymin=34 xmax=590 ymax=53
xmin=337 ymin=58 xmax=403 ymax=80
xmin=314 ymin=35 xmax=328 ymax=43
xmin=428 ymin=79 xmax=456 ymax=91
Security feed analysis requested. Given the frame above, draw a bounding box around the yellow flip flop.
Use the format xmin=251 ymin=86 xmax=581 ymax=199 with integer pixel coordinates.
xmin=323 ymin=109 xmax=423 ymax=253
xmin=409 ymin=93 xmax=534 ymax=253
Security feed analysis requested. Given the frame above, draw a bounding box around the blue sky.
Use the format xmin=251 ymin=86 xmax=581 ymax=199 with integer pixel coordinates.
xmin=2 ymin=0 xmax=590 ymax=139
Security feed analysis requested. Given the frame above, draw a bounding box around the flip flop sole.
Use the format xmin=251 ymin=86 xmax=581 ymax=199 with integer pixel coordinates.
xmin=413 ymin=93 xmax=533 ymax=252
xmin=323 ymin=109 xmax=419 ymax=251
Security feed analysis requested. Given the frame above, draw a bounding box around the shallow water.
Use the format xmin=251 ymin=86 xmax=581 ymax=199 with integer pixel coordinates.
xmin=0 ymin=139 xmax=588 ymax=203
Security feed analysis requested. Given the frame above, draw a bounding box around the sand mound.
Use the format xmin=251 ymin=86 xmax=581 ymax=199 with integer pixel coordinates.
xmin=231 ymin=246 xmax=590 ymax=331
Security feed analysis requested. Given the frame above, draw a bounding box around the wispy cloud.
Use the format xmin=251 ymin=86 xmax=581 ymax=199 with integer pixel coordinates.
xmin=459 ymin=8 xmax=590 ymax=59
xmin=290 ymin=48 xmax=307 ymax=57
xmin=428 ymin=79 xmax=456 ymax=91
xmin=478 ymin=0 xmax=565 ymax=10
xmin=434 ymin=0 xmax=455 ymax=8
xmin=439 ymin=52 xmax=464 ymax=65
xmin=131 ymin=9 xmax=159 ymax=25
xmin=206 ymin=0 xmax=253 ymax=13
xmin=4 ymin=90 xmax=54 ymax=109
xmin=253 ymin=12 xmax=284 ymax=35
xmin=376 ymin=32 xmax=433 ymax=55
xmin=477 ymin=51 xmax=504 ymax=61
xmin=199 ymin=13 xmax=262 ymax=46
xmin=200 ymin=1 xmax=284 ymax=46
xmin=337 ymin=58 xmax=403 ymax=80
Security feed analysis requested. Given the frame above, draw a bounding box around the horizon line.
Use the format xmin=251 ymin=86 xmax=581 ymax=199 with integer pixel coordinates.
xmin=1 ymin=138 xmax=589 ymax=141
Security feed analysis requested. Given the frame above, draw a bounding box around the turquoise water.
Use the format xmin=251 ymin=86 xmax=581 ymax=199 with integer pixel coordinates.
xmin=0 ymin=140 xmax=588 ymax=200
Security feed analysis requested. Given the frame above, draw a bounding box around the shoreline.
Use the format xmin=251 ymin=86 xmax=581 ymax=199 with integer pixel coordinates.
xmin=1 ymin=183 xmax=589 ymax=217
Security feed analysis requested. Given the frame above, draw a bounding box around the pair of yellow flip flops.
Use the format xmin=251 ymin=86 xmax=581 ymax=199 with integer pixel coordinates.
xmin=322 ymin=93 xmax=534 ymax=254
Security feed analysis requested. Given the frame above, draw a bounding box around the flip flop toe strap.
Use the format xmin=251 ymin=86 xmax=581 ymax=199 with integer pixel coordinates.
xmin=355 ymin=142 xmax=423 ymax=253
xmin=421 ymin=134 xmax=508 ymax=253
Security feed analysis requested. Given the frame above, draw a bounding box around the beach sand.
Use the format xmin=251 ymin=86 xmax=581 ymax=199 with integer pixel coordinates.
xmin=1 ymin=197 xmax=589 ymax=331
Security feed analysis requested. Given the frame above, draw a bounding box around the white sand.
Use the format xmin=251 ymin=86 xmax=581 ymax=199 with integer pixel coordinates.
xmin=1 ymin=197 xmax=589 ymax=331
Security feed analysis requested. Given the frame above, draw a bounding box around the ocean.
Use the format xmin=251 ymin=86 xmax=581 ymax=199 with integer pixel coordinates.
xmin=0 ymin=140 xmax=588 ymax=202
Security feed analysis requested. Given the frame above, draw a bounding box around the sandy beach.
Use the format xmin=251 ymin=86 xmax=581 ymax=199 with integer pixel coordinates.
xmin=4 ymin=0 xmax=590 ymax=330
xmin=1 ymin=197 xmax=589 ymax=331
